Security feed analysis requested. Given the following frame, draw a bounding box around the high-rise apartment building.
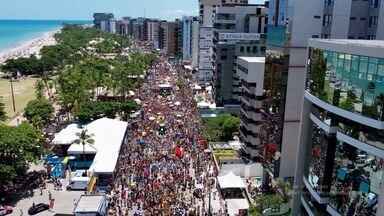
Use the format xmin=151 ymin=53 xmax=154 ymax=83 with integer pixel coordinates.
xmin=182 ymin=16 xmax=196 ymax=61
xmin=93 ymin=13 xmax=114 ymax=29
xmin=296 ymin=38 xmax=384 ymax=216
xmin=147 ymin=20 xmax=161 ymax=49
xmin=192 ymin=19 xmax=200 ymax=69
xmin=212 ymin=3 xmax=267 ymax=106
xmin=197 ymin=0 xmax=249 ymax=84
xmin=159 ymin=21 xmax=179 ymax=57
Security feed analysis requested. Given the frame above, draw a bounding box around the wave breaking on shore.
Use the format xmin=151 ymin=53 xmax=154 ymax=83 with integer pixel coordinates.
xmin=0 ymin=29 xmax=60 ymax=64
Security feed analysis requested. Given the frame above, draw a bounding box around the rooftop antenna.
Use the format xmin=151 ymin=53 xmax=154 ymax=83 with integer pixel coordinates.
xmin=144 ymin=8 xmax=146 ymax=18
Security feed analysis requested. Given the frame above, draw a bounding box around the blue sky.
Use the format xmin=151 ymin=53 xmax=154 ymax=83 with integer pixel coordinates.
xmin=0 ymin=0 xmax=264 ymax=20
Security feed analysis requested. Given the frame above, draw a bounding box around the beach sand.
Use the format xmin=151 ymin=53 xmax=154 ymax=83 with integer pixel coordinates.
xmin=0 ymin=30 xmax=60 ymax=64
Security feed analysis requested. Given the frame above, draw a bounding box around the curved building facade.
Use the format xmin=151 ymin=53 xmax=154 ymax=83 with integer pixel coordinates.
xmin=298 ymin=39 xmax=384 ymax=215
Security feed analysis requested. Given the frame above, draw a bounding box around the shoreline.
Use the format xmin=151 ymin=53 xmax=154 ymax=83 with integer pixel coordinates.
xmin=0 ymin=28 xmax=61 ymax=64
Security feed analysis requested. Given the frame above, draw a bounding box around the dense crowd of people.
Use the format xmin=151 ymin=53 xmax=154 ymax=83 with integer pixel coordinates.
xmin=109 ymin=57 xmax=215 ymax=215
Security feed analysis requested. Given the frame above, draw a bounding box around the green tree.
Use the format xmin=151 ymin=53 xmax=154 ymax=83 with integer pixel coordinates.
xmin=0 ymin=123 xmax=44 ymax=186
xmin=34 ymin=80 xmax=45 ymax=99
xmin=203 ymin=114 xmax=240 ymax=142
xmin=0 ymin=97 xmax=6 ymax=122
xmin=222 ymin=115 xmax=241 ymax=141
xmin=24 ymin=99 xmax=54 ymax=128
xmin=74 ymin=129 xmax=95 ymax=158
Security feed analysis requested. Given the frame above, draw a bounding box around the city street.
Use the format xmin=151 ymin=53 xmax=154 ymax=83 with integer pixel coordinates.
xmin=109 ymin=57 xmax=223 ymax=215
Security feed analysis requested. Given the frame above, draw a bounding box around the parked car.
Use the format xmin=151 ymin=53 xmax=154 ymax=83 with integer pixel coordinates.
xmin=28 ymin=203 xmax=49 ymax=215
xmin=0 ymin=206 xmax=13 ymax=215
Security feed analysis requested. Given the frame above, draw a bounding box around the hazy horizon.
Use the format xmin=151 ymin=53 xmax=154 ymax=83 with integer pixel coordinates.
xmin=1 ymin=0 xmax=265 ymax=21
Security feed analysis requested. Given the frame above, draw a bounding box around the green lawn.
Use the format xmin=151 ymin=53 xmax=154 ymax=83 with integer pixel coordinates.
xmin=0 ymin=78 xmax=38 ymax=121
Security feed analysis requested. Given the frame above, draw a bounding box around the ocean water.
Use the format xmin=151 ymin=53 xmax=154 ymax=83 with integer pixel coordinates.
xmin=0 ymin=20 xmax=91 ymax=51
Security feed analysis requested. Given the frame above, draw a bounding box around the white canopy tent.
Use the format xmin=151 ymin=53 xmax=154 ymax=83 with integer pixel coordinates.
xmin=87 ymin=118 xmax=128 ymax=174
xmin=56 ymin=118 xmax=128 ymax=175
xmin=218 ymin=172 xmax=246 ymax=189
xmin=52 ymin=123 xmax=82 ymax=145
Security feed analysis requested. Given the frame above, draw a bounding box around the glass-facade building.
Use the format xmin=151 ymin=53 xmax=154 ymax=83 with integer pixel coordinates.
xmin=301 ymin=39 xmax=384 ymax=216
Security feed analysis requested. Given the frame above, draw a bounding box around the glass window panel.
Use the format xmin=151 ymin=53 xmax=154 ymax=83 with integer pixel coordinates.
xmin=359 ymin=56 xmax=368 ymax=79
xmin=351 ymin=55 xmax=359 ymax=80
xmin=344 ymin=54 xmax=352 ymax=79
xmin=368 ymin=57 xmax=378 ymax=79
xmin=377 ymin=60 xmax=384 ymax=82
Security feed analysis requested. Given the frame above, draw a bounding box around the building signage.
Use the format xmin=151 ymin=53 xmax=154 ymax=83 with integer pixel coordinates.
xmin=218 ymin=33 xmax=261 ymax=41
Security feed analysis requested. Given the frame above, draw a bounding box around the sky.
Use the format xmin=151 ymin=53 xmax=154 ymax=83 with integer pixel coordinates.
xmin=0 ymin=0 xmax=265 ymax=21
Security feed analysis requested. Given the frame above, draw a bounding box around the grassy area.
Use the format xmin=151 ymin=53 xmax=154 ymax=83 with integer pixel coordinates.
xmin=0 ymin=77 xmax=38 ymax=121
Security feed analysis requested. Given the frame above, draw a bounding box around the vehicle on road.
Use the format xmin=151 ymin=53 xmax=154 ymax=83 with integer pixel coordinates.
xmin=28 ymin=203 xmax=49 ymax=215
xmin=0 ymin=205 xmax=13 ymax=215
xmin=66 ymin=176 xmax=89 ymax=190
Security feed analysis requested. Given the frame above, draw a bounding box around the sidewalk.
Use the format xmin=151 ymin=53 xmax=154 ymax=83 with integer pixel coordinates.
xmin=13 ymin=180 xmax=83 ymax=215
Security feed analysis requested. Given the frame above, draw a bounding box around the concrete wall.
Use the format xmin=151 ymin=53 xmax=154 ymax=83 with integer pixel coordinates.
xmin=279 ymin=0 xmax=323 ymax=179
xmin=348 ymin=0 xmax=369 ymax=38
xmin=330 ymin=0 xmax=352 ymax=38
xmin=376 ymin=1 xmax=384 ymax=39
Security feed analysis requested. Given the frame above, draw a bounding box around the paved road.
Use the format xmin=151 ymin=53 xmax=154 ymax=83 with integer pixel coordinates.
xmin=12 ymin=177 xmax=83 ymax=216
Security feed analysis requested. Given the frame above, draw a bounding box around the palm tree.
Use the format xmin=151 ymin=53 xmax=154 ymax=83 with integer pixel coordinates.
xmin=74 ymin=129 xmax=95 ymax=160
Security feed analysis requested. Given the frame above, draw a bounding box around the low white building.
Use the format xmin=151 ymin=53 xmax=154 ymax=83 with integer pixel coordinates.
xmin=53 ymin=118 xmax=128 ymax=188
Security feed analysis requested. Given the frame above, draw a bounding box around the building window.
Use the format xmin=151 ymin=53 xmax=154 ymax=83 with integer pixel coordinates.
xmin=220 ymin=55 xmax=227 ymax=60
xmin=370 ymin=0 xmax=379 ymax=8
xmin=238 ymin=64 xmax=248 ymax=74
xmin=252 ymin=46 xmax=258 ymax=53
xmin=369 ymin=16 xmax=378 ymax=27
xmin=307 ymin=48 xmax=384 ymax=121
xmin=323 ymin=14 xmax=332 ymax=26
xmin=240 ymin=46 xmax=244 ymax=53
xmin=246 ymin=46 xmax=251 ymax=53
xmin=324 ymin=0 xmax=333 ymax=6
xmin=350 ymin=17 xmax=356 ymax=21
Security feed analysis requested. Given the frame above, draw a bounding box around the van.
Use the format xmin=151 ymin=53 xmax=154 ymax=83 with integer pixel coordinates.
xmin=67 ymin=176 xmax=90 ymax=191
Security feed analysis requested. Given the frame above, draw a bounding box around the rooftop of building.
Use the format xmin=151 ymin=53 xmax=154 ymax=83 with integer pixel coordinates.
xmin=238 ymin=56 xmax=265 ymax=63
xmin=74 ymin=195 xmax=106 ymax=213
xmin=309 ymin=39 xmax=384 ymax=58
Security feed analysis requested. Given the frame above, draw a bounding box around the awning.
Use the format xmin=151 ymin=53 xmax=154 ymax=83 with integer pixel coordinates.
xmin=218 ymin=172 xmax=245 ymax=189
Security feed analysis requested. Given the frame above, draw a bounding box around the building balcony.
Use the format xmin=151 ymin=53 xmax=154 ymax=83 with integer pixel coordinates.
xmin=301 ymin=192 xmax=328 ymax=216
xmin=336 ymin=131 xmax=384 ymax=158
xmin=305 ymin=91 xmax=384 ymax=130
xmin=303 ymin=177 xmax=329 ymax=205
xmin=309 ymin=113 xmax=337 ymax=134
